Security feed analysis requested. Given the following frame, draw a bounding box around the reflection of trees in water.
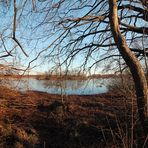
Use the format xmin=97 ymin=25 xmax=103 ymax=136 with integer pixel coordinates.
xmin=1 ymin=78 xmax=110 ymax=94
xmin=0 ymin=78 xmax=17 ymax=88
xmin=42 ymin=79 xmax=109 ymax=92
xmin=1 ymin=78 xmax=30 ymax=90
xmin=83 ymin=79 xmax=104 ymax=88
xmin=43 ymin=80 xmax=86 ymax=90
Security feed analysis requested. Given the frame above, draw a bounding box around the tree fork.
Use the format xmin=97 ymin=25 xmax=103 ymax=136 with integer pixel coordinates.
xmin=109 ymin=0 xmax=148 ymax=133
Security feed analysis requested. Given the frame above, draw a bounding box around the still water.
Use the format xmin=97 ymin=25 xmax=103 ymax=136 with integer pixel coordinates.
xmin=2 ymin=78 xmax=112 ymax=95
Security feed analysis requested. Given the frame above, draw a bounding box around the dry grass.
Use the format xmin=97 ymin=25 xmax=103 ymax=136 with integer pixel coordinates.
xmin=0 ymin=81 xmax=147 ymax=147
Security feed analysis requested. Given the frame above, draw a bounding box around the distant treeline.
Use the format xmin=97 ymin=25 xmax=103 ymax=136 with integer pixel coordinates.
xmin=0 ymin=73 xmax=123 ymax=80
xmin=35 ymin=74 xmax=88 ymax=80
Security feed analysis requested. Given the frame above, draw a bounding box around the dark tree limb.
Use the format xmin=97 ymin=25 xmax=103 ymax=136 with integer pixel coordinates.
xmin=109 ymin=0 xmax=148 ymax=134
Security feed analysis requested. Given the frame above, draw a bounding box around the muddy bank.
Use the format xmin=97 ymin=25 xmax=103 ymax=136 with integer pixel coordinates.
xmin=0 ymin=86 xmax=138 ymax=147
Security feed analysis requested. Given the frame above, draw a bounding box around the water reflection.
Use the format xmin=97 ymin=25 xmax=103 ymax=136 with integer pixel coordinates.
xmin=2 ymin=78 xmax=110 ymax=95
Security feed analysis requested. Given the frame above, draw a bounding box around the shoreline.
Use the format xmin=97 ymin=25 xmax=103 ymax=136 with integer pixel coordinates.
xmin=0 ymin=73 xmax=123 ymax=80
xmin=0 ymin=86 xmax=136 ymax=147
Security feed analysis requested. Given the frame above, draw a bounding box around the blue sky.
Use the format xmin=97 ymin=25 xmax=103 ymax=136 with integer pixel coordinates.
xmin=0 ymin=0 xmax=146 ymax=75
xmin=0 ymin=0 xmax=108 ymax=74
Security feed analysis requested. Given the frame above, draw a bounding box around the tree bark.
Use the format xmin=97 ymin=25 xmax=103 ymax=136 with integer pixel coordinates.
xmin=108 ymin=0 xmax=148 ymax=133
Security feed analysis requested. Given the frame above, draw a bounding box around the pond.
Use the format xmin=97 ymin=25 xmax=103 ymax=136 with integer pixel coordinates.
xmin=1 ymin=78 xmax=114 ymax=95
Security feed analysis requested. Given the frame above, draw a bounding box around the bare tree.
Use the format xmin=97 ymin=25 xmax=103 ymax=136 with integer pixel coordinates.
xmin=109 ymin=0 xmax=148 ymax=134
xmin=31 ymin=0 xmax=148 ymax=133
xmin=0 ymin=0 xmax=147 ymax=136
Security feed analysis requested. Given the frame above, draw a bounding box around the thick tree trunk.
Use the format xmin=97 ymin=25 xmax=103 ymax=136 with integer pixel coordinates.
xmin=108 ymin=0 xmax=148 ymax=133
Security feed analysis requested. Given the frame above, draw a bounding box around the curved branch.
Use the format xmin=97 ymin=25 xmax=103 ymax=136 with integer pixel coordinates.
xmin=109 ymin=0 xmax=148 ymax=133
xmin=131 ymin=48 xmax=148 ymax=57
xmin=118 ymin=4 xmax=148 ymax=21
xmin=121 ymin=22 xmax=148 ymax=35
xmin=12 ymin=0 xmax=28 ymax=57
